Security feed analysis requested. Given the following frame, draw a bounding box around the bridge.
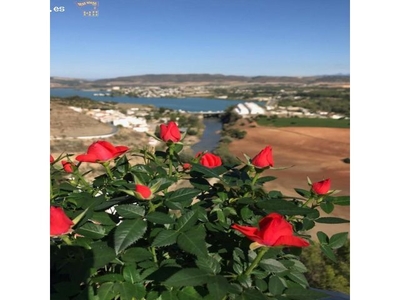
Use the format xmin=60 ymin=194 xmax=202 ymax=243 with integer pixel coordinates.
xmin=186 ymin=110 xmax=225 ymax=118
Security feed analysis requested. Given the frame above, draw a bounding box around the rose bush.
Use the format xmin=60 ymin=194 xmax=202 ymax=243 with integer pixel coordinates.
xmin=50 ymin=121 xmax=350 ymax=300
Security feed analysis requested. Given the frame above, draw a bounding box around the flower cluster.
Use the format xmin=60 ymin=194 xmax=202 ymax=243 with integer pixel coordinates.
xmin=50 ymin=121 xmax=349 ymax=300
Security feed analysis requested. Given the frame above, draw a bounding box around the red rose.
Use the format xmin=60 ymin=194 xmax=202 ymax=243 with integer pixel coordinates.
xmin=232 ymin=213 xmax=309 ymax=247
xmin=50 ymin=206 xmax=74 ymax=237
xmin=182 ymin=163 xmax=192 ymax=170
xmin=197 ymin=152 xmax=222 ymax=168
xmin=311 ymin=178 xmax=331 ymax=195
xmin=61 ymin=160 xmax=74 ymax=173
xmin=135 ymin=184 xmax=152 ymax=200
xmin=251 ymin=146 xmax=274 ymax=168
xmin=75 ymin=141 xmax=129 ymax=163
xmin=50 ymin=155 xmax=55 ymax=164
xmin=159 ymin=121 xmax=181 ymax=143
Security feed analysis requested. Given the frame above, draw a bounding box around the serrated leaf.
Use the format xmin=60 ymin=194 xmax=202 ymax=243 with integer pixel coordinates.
xmin=164 ymin=268 xmax=209 ymax=287
xmin=90 ymin=241 xmax=117 ymax=269
xmin=176 ymin=210 xmax=198 ymax=232
xmin=146 ymin=211 xmax=175 ymax=224
xmin=177 ymin=226 xmax=208 ymax=257
xmin=196 ymin=256 xmax=221 ymax=275
xmin=177 ymin=286 xmax=203 ymax=300
xmin=123 ymin=265 xmax=141 ymax=283
xmin=315 ymin=217 xmax=349 ymax=224
xmin=152 ymin=229 xmax=178 ymax=247
xmin=113 ymin=219 xmax=147 ymax=254
xmin=207 ymin=275 xmax=230 ymax=300
xmin=116 ymin=204 xmax=145 ymax=218
xmin=97 ymin=282 xmax=116 ymax=300
xmin=260 ymin=259 xmax=288 ymax=273
xmin=269 ymin=275 xmax=286 ymax=296
xmin=122 ymin=247 xmax=153 ymax=262
xmin=329 ymin=232 xmax=349 ymax=249
xmin=115 ymin=282 xmax=146 ymax=300
xmin=290 ymin=260 xmax=308 ymax=273
xmin=166 ymin=188 xmax=201 ymax=203
xmin=287 ymin=271 xmax=309 ymax=287
xmin=75 ymin=222 xmax=106 ymax=239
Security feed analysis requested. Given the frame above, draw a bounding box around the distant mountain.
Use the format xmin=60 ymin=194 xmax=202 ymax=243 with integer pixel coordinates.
xmin=50 ymin=73 xmax=350 ymax=89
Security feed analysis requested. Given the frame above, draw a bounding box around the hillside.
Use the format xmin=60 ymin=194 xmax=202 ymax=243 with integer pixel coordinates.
xmin=50 ymin=74 xmax=350 ymax=89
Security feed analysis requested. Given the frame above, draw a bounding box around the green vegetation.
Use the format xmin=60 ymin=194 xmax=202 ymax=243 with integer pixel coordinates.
xmin=255 ymin=116 xmax=350 ymax=128
xmin=301 ymin=240 xmax=350 ymax=295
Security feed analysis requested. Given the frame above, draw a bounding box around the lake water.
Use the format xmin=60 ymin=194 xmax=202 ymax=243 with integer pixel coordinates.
xmin=50 ymin=88 xmax=244 ymax=112
xmin=51 ymin=88 xmax=236 ymax=152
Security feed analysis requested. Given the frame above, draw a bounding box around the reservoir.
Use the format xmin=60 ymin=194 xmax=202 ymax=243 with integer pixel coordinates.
xmin=51 ymin=88 xmax=238 ymax=152
xmin=50 ymin=88 xmax=244 ymax=112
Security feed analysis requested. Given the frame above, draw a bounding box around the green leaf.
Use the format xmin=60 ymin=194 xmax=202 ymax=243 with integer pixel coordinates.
xmin=75 ymin=222 xmax=106 ymax=239
xmin=284 ymin=287 xmax=328 ymax=299
xmin=122 ymin=247 xmax=153 ymax=262
xmin=207 ymin=275 xmax=230 ymax=300
xmin=315 ymin=217 xmax=349 ymax=224
xmin=97 ymin=282 xmax=117 ymax=300
xmin=90 ymin=241 xmax=117 ymax=269
xmin=190 ymin=163 xmax=226 ymax=178
xmin=289 ymin=260 xmax=308 ymax=273
xmin=89 ymin=211 xmax=119 ymax=226
xmin=116 ymin=204 xmax=145 ymax=218
xmin=113 ymin=219 xmax=147 ymax=254
xmin=260 ymin=259 xmax=288 ymax=273
xmin=330 ymin=195 xmax=350 ymax=206
xmin=287 ymin=271 xmax=309 ymax=287
xmin=329 ymin=232 xmax=349 ymax=249
xmin=241 ymin=288 xmax=268 ymax=300
xmin=123 ymin=265 xmax=141 ymax=283
xmin=269 ymin=275 xmax=286 ymax=296
xmin=177 ymin=286 xmax=203 ymax=300
xmin=92 ymin=274 xmax=125 ymax=284
xmin=177 ymin=226 xmax=208 ymax=257
xmin=320 ymin=244 xmax=337 ymax=263
xmin=164 ymin=268 xmax=209 ymax=287
xmin=190 ymin=177 xmax=211 ymax=191
xmin=115 ymin=282 xmax=146 ymax=300
xmin=176 ymin=210 xmax=198 ymax=232
xmin=320 ymin=201 xmax=334 ymax=214
xmin=152 ymin=229 xmax=178 ymax=247
xmin=293 ymin=188 xmax=311 ymax=198
xmin=256 ymin=176 xmax=277 ymax=184
xmin=256 ymin=199 xmax=314 ymax=216
xmin=146 ymin=211 xmax=175 ymax=224
xmin=196 ymin=256 xmax=221 ymax=275
xmin=161 ymin=290 xmax=177 ymax=300
xmin=166 ymin=188 xmax=201 ymax=203
xmin=316 ymin=231 xmax=329 ymax=245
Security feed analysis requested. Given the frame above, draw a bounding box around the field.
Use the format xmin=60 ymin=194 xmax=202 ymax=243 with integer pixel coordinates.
xmin=227 ymin=120 xmax=350 ymax=240
xmin=256 ymin=116 xmax=350 ymax=128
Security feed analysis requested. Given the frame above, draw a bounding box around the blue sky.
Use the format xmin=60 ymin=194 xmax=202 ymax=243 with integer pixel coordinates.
xmin=50 ymin=0 xmax=350 ymax=79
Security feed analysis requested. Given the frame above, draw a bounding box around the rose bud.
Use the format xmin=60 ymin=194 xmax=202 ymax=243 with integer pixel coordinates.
xmin=61 ymin=160 xmax=75 ymax=173
xmin=135 ymin=184 xmax=153 ymax=200
xmin=50 ymin=206 xmax=74 ymax=237
xmin=50 ymin=155 xmax=55 ymax=164
xmin=232 ymin=213 xmax=309 ymax=248
xmin=311 ymin=178 xmax=331 ymax=195
xmin=76 ymin=140 xmax=129 ymax=163
xmin=251 ymin=146 xmax=274 ymax=169
xmin=197 ymin=152 xmax=222 ymax=168
xmin=159 ymin=121 xmax=181 ymax=143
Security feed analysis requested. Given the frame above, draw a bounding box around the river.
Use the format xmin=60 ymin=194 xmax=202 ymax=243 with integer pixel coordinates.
xmin=190 ymin=118 xmax=222 ymax=154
